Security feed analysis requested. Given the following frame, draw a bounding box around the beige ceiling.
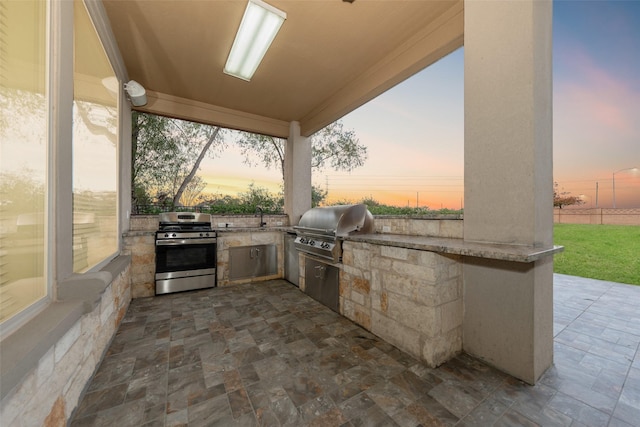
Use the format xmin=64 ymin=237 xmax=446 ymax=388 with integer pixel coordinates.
xmin=103 ymin=0 xmax=463 ymax=138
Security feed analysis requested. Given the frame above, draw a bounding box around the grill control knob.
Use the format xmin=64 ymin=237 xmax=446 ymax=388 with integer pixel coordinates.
xmin=309 ymin=240 xmax=315 ymax=246
xmin=164 ymin=233 xmax=169 ymax=238
xmin=172 ymin=233 xmax=176 ymax=238
xmin=200 ymin=233 xmax=203 ymax=237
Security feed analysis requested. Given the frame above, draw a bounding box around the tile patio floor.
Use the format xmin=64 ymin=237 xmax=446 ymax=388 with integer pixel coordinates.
xmin=70 ymin=274 xmax=640 ymax=426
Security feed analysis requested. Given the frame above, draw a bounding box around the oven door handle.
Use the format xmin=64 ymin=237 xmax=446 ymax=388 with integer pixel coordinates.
xmin=156 ymin=238 xmax=216 ymax=246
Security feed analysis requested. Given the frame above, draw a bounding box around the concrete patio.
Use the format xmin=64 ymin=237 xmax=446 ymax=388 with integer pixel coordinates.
xmin=69 ymin=274 xmax=640 ymax=426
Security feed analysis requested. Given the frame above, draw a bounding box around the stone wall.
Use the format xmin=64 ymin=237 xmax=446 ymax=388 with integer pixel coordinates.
xmin=129 ymin=214 xmax=289 ymax=230
xmin=211 ymin=214 xmax=288 ymax=229
xmin=0 ymin=263 xmax=131 ymax=427
xmin=128 ymin=215 xmax=157 ymax=231
xmin=122 ymin=231 xmax=155 ymax=298
xmin=341 ymin=241 xmax=462 ymax=367
xmin=554 ymin=208 xmax=640 ymax=225
xmin=124 ymin=216 xmax=157 ymax=298
xmin=337 ymin=216 xmax=464 ymax=367
xmin=373 ymin=216 xmax=463 ymax=238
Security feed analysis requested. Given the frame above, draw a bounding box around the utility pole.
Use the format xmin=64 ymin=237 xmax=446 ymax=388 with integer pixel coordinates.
xmin=613 ymin=167 xmax=638 ymax=208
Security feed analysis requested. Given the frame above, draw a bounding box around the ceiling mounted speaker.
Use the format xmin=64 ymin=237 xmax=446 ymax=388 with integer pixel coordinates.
xmin=124 ymin=80 xmax=147 ymax=107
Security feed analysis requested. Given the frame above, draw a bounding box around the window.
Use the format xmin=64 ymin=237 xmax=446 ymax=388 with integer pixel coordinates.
xmin=0 ymin=0 xmax=48 ymax=322
xmin=0 ymin=0 xmax=122 ymax=329
xmin=72 ymin=0 xmax=118 ymax=272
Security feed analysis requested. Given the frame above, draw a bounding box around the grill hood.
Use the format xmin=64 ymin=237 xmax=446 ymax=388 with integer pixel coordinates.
xmin=294 ymin=204 xmax=374 ymax=262
xmin=296 ymin=204 xmax=374 ymax=237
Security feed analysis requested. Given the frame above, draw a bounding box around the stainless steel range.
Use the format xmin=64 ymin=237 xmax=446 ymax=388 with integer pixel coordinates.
xmin=293 ymin=204 xmax=374 ymax=312
xmin=155 ymin=212 xmax=217 ymax=295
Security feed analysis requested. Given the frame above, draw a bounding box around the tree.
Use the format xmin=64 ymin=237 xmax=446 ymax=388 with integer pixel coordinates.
xmin=237 ymin=182 xmax=283 ymax=212
xmin=312 ymin=185 xmax=327 ymax=207
xmin=191 ymin=182 xmax=322 ymax=212
xmin=195 ymin=183 xmax=284 ymax=213
xmin=554 ymin=182 xmax=585 ymax=209
xmin=180 ymin=175 xmax=207 ymax=207
xmin=172 ymin=127 xmax=220 ymax=205
xmin=310 ymin=121 xmax=367 ymax=173
xmin=235 ymin=120 xmax=367 ymax=182
xmin=132 ymin=112 xmax=225 ymax=208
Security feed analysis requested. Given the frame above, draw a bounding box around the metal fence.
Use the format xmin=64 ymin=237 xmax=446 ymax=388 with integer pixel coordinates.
xmin=132 ymin=204 xmax=284 ymax=215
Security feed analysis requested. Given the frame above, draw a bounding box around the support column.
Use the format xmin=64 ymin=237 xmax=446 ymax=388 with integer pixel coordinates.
xmin=463 ymin=0 xmax=553 ymax=384
xmin=284 ymin=121 xmax=311 ymax=226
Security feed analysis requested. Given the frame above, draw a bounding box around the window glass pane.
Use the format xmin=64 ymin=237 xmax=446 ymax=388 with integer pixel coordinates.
xmin=0 ymin=0 xmax=48 ymax=321
xmin=73 ymin=0 xmax=118 ymax=272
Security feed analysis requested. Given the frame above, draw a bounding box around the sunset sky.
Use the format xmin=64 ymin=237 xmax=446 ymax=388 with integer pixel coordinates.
xmin=201 ymin=1 xmax=640 ymax=209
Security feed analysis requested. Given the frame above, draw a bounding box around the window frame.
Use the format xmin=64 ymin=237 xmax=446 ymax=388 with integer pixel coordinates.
xmin=72 ymin=0 xmax=120 ymax=273
xmin=0 ymin=0 xmax=131 ymax=337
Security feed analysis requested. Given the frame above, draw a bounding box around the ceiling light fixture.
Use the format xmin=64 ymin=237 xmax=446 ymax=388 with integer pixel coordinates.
xmin=224 ymin=0 xmax=286 ymax=81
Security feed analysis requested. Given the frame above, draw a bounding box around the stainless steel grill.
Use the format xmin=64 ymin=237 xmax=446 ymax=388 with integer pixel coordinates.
xmin=293 ymin=204 xmax=374 ymax=262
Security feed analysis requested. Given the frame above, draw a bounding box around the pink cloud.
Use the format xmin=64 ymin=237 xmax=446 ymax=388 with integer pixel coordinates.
xmin=555 ymin=48 xmax=640 ymax=138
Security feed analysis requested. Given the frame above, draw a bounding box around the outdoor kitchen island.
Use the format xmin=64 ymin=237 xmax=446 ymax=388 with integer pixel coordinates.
xmin=334 ymin=228 xmax=563 ymax=371
xmin=124 ymin=214 xmax=562 ymax=378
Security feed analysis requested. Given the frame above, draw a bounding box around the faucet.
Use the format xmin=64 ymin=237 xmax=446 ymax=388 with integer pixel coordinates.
xmin=255 ymin=206 xmax=266 ymax=227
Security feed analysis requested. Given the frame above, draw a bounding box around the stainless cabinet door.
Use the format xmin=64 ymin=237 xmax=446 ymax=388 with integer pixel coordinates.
xmin=284 ymin=233 xmax=299 ymax=286
xmin=304 ymin=257 xmax=339 ymax=312
xmin=229 ymin=245 xmax=277 ymax=280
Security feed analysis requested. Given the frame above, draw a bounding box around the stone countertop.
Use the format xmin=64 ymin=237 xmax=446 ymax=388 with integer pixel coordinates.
xmin=215 ymin=226 xmax=294 ymax=233
xmin=123 ymin=230 xmax=155 ymax=237
xmin=345 ymin=233 xmax=564 ymax=263
xmin=124 ymin=227 xmax=294 ymax=236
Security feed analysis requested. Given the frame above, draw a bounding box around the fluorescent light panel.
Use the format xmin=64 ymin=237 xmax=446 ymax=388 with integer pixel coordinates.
xmin=224 ymin=0 xmax=286 ymax=81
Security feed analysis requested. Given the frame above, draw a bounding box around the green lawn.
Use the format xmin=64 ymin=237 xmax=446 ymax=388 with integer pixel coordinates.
xmin=554 ymin=224 xmax=640 ymax=285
